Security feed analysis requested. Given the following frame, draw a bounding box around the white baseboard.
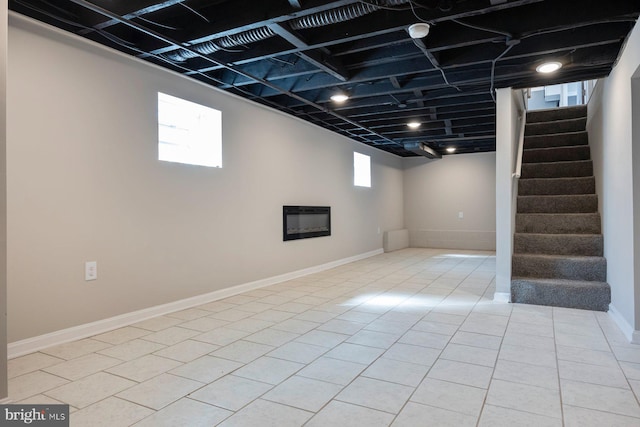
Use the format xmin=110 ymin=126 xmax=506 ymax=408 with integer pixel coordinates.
xmin=0 ymin=398 xmax=11 ymax=404
xmin=608 ymin=304 xmax=640 ymax=344
xmin=493 ymin=292 xmax=511 ymax=303
xmin=9 ymin=249 xmax=383 ymax=359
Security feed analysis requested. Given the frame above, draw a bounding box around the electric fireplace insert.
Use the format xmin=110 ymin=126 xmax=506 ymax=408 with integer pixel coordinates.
xmin=283 ymin=206 xmax=331 ymax=241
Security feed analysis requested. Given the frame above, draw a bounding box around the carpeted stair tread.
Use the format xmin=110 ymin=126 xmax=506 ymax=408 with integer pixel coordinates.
xmin=512 ymin=254 xmax=606 ymax=281
xmin=523 ymin=146 xmax=590 ymax=163
xmin=526 ymin=105 xmax=587 ymax=123
xmin=512 ymin=105 xmax=609 ymax=312
xmin=514 ymin=233 xmax=603 ymax=256
xmin=521 ymin=160 xmax=593 ymax=179
xmin=516 ymin=213 xmax=601 ymax=234
xmin=517 ymin=194 xmax=597 ymax=213
xmin=524 ymin=131 xmax=588 ymax=149
xmin=518 ymin=177 xmax=595 ymax=195
xmin=525 ymin=117 xmax=587 ymax=136
xmin=511 ymin=277 xmax=610 ymax=311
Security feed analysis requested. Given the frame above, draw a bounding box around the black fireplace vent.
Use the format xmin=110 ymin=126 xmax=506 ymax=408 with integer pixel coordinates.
xmin=283 ymin=206 xmax=331 ymax=241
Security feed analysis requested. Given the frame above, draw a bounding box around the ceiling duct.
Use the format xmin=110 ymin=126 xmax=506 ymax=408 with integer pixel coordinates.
xmin=403 ymin=142 xmax=442 ymax=159
xmin=289 ymin=2 xmax=379 ymax=30
xmin=164 ymin=0 xmax=410 ymax=61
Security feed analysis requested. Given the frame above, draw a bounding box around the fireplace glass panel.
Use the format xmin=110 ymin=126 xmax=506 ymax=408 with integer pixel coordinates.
xmin=283 ymin=206 xmax=331 ymax=241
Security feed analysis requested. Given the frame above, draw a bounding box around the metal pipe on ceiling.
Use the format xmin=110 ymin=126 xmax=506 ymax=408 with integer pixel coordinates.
xmin=65 ymin=0 xmax=400 ymax=147
xmin=164 ymin=0 xmax=411 ymax=61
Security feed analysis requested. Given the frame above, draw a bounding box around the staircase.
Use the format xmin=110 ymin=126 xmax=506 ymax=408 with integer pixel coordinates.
xmin=511 ymin=105 xmax=611 ymax=311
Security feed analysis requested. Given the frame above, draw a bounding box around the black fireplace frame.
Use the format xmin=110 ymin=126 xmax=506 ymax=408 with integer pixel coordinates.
xmin=283 ymin=206 xmax=331 ymax=241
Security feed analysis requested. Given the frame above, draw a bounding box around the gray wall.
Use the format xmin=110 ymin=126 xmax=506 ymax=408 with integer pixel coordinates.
xmin=403 ymin=152 xmax=496 ymax=251
xmin=7 ymin=15 xmax=404 ymax=342
xmin=1 ymin=0 xmax=7 ymax=400
xmin=587 ymin=21 xmax=640 ymax=339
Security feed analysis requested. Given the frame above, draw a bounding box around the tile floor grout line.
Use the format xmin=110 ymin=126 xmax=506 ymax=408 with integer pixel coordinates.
xmin=9 ymin=249 xmax=640 ymax=425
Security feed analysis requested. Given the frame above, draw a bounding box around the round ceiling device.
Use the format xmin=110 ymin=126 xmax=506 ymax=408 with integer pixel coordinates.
xmin=408 ymin=23 xmax=431 ymax=39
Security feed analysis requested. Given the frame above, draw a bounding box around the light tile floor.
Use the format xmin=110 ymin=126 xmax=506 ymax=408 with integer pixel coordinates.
xmin=9 ymin=248 xmax=640 ymax=426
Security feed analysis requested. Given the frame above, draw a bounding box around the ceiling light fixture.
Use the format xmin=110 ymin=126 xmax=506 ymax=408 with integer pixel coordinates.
xmin=407 ymin=121 xmax=421 ymax=129
xmin=446 ymin=147 xmax=456 ymax=153
xmin=330 ymin=93 xmax=349 ymax=103
xmin=408 ymin=23 xmax=431 ymax=39
xmin=536 ymin=61 xmax=562 ymax=74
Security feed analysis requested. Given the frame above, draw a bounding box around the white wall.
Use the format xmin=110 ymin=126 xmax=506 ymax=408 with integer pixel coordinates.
xmin=6 ymin=15 xmax=404 ymax=342
xmin=494 ymin=88 xmax=525 ymax=300
xmin=403 ymin=152 xmax=496 ymax=251
xmin=587 ymin=21 xmax=640 ymax=340
xmin=634 ymin=74 xmax=640 ymax=340
xmin=0 ymin=0 xmax=7 ymax=399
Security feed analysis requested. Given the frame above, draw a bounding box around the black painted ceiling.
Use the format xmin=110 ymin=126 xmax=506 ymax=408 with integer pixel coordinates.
xmin=9 ymin=0 xmax=640 ymax=156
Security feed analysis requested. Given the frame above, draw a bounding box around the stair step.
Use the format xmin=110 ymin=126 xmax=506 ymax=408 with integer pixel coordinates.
xmin=517 ymin=194 xmax=597 ymax=213
xmin=524 ymin=131 xmax=588 ymax=149
xmin=511 ymin=278 xmax=610 ymax=311
xmin=518 ymin=177 xmax=595 ymax=195
xmin=526 ymin=105 xmax=587 ymax=123
xmin=525 ymin=117 xmax=587 ymax=136
xmin=516 ymin=213 xmax=601 ymax=234
xmin=523 ymin=146 xmax=590 ymax=163
xmin=521 ymin=160 xmax=593 ymax=179
xmin=514 ymin=105 xmax=606 ymax=312
xmin=512 ymin=254 xmax=606 ymax=281
xmin=514 ymin=233 xmax=603 ymax=256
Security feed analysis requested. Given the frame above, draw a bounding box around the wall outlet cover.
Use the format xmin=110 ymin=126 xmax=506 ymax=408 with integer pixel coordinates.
xmin=85 ymin=261 xmax=97 ymax=281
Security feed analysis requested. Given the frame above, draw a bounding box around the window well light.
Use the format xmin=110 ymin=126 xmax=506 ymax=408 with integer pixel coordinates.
xmin=536 ymin=61 xmax=562 ymax=74
xmin=330 ymin=93 xmax=349 ymax=103
xmin=446 ymin=147 xmax=456 ymax=153
xmin=158 ymin=92 xmax=222 ymax=168
xmin=407 ymin=121 xmax=421 ymax=129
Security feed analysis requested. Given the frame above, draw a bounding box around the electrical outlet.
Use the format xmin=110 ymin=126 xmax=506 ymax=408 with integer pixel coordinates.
xmin=85 ymin=261 xmax=97 ymax=281
xmin=458 ymin=211 xmax=464 ymax=219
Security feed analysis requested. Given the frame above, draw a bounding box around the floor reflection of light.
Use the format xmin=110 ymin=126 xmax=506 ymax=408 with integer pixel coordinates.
xmin=434 ymin=254 xmax=495 ymax=259
xmin=399 ymin=295 xmax=442 ymax=308
xmin=341 ymin=290 xmax=490 ymax=309
xmin=340 ymin=293 xmax=411 ymax=308
xmin=364 ymin=295 xmax=409 ymax=307
xmin=338 ymin=294 xmax=381 ymax=307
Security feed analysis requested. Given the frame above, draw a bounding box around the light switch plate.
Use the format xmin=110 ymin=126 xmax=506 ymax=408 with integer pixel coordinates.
xmin=85 ymin=261 xmax=97 ymax=281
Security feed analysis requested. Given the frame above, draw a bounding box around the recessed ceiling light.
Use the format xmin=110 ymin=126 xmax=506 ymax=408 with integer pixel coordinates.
xmin=536 ymin=61 xmax=562 ymax=74
xmin=408 ymin=23 xmax=431 ymax=39
xmin=446 ymin=147 xmax=456 ymax=153
xmin=330 ymin=93 xmax=349 ymax=103
xmin=407 ymin=121 xmax=421 ymax=129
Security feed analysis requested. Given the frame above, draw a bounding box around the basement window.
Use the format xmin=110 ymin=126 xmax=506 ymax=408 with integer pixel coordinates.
xmin=354 ymin=152 xmax=371 ymax=187
xmin=158 ymin=92 xmax=222 ymax=167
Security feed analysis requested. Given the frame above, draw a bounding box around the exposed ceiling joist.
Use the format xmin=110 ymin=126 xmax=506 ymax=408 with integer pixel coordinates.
xmin=10 ymin=0 xmax=639 ymax=156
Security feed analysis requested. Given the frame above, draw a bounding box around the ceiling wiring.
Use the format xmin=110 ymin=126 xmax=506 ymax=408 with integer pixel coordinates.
xmin=451 ymin=18 xmax=512 ymax=38
xmin=134 ymin=15 xmax=179 ymax=31
xmin=178 ymin=2 xmax=210 ymax=23
xmin=9 ymin=0 xmax=637 ymax=156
